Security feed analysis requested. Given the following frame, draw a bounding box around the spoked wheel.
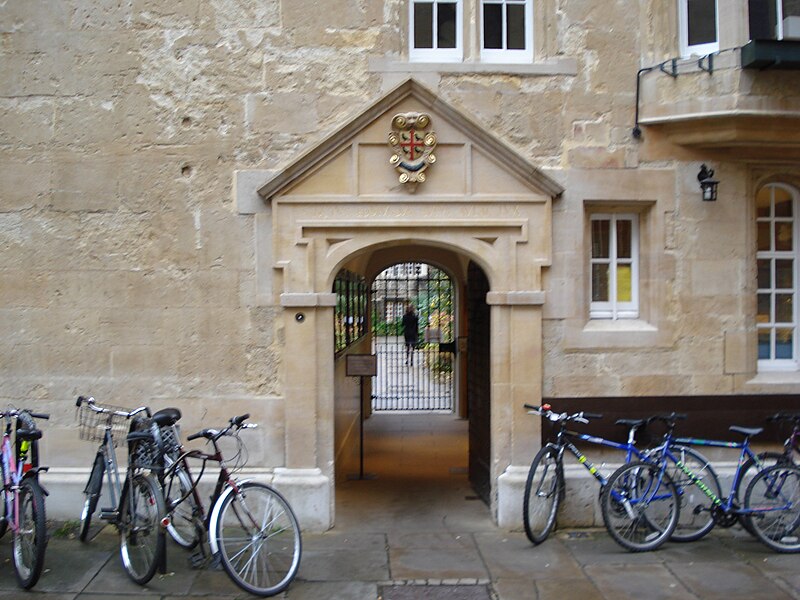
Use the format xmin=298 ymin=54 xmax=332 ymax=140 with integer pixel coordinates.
xmin=80 ymin=453 xmax=105 ymax=542
xmin=164 ymin=463 xmax=201 ymax=549
xmin=745 ymin=464 xmax=800 ymax=553
xmin=737 ymin=452 xmax=787 ymax=535
xmin=601 ymin=461 xmax=679 ymax=552
xmin=13 ymin=478 xmax=47 ymax=589
xmin=214 ymin=482 xmax=302 ymax=597
xmin=119 ymin=473 xmax=166 ymax=584
xmin=522 ymin=445 xmax=562 ymax=545
xmin=662 ymin=445 xmax=721 ymax=542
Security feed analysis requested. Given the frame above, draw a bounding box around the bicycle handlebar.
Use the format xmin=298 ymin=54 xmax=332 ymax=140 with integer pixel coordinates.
xmin=524 ymin=403 xmax=603 ymax=424
xmin=75 ymin=395 xmax=151 ymax=419
xmin=186 ymin=414 xmax=256 ymax=443
xmin=767 ymin=412 xmax=800 ymax=423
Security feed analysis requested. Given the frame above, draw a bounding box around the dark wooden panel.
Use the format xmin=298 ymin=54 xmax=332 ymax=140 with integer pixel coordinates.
xmin=467 ymin=262 xmax=491 ymax=504
xmin=541 ymin=395 xmax=800 ymax=445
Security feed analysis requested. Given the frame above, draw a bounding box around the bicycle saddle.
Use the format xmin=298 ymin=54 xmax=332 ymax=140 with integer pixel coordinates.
xmin=616 ymin=418 xmax=647 ymax=428
xmin=729 ymin=425 xmax=763 ymax=437
xmin=152 ymin=408 xmax=182 ymax=427
xmin=16 ymin=428 xmax=42 ymax=441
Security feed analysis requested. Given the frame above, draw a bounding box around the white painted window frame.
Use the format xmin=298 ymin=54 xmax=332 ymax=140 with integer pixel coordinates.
xmin=479 ymin=0 xmax=534 ymax=63
xmin=678 ymin=0 xmax=719 ymax=57
xmin=757 ymin=183 xmax=800 ymax=372
xmin=409 ymin=0 xmax=464 ymax=62
xmin=590 ymin=213 xmax=640 ymax=320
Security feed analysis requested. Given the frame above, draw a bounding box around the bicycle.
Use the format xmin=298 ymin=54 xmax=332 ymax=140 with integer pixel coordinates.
xmin=161 ymin=414 xmax=302 ymax=597
xmin=0 ymin=408 xmax=49 ymax=589
xmin=75 ymin=396 xmax=168 ymax=584
xmin=523 ymin=404 xmax=709 ymax=547
xmin=611 ymin=413 xmax=800 ymax=553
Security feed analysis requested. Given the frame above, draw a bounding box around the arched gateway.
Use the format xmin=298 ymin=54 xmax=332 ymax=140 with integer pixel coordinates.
xmin=235 ymin=79 xmax=563 ymax=530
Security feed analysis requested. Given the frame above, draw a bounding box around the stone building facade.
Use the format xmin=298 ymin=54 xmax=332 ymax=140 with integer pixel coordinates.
xmin=1 ymin=1 xmax=799 ymax=528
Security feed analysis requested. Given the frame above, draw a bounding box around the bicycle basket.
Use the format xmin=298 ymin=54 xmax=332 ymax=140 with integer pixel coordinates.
xmin=77 ymin=402 xmax=129 ymax=447
xmin=128 ymin=417 xmax=161 ymax=470
xmin=160 ymin=424 xmax=181 ymax=461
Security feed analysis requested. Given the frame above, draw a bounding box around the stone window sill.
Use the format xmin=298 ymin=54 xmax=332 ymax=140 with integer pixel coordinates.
xmin=368 ymin=56 xmax=578 ymax=76
xmin=746 ymin=371 xmax=800 ymax=385
xmin=564 ymin=318 xmax=670 ymax=351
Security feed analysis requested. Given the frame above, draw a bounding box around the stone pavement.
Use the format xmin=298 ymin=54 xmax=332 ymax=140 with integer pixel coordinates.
xmin=0 ymin=520 xmax=798 ymax=599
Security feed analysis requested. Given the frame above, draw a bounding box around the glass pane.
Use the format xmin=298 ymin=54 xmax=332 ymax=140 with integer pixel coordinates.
xmin=756 ymin=185 xmax=772 ymax=217
xmin=757 ymin=259 xmax=772 ymax=290
xmin=775 ymin=187 xmax=793 ymax=216
xmin=776 ymin=259 xmax=794 ymax=289
xmin=776 ymin=221 xmax=794 ymax=251
xmin=758 ymin=329 xmax=772 ymax=359
xmin=591 ymin=220 xmax=610 ymax=258
xmin=687 ymin=0 xmax=717 ymax=46
xmin=507 ymin=4 xmax=526 ymax=49
xmin=758 ymin=293 xmax=772 ymax=321
xmin=616 ymin=219 xmax=632 ymax=259
xmin=776 ymin=293 xmax=793 ymax=322
xmin=592 ymin=264 xmax=609 ymax=302
xmin=757 ymin=222 xmax=771 ymax=251
xmin=775 ymin=328 xmax=794 ymax=359
xmin=483 ymin=3 xmax=502 ymax=49
xmin=617 ymin=265 xmax=632 ymax=302
xmin=414 ymin=3 xmax=434 ymax=48
xmin=438 ymin=2 xmax=457 ymax=49
xmin=750 ymin=0 xmax=778 ymax=39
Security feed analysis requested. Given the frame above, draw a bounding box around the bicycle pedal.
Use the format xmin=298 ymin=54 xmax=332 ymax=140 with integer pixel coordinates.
xmin=99 ymin=509 xmax=117 ymax=520
xmin=188 ymin=551 xmax=208 ymax=569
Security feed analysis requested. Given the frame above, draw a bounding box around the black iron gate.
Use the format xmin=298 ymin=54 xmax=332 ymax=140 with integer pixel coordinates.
xmin=371 ymin=263 xmax=455 ymax=411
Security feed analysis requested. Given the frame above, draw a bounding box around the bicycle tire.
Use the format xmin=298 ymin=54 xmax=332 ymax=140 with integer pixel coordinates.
xmin=664 ymin=445 xmax=721 ymax=542
xmin=119 ymin=473 xmax=166 ymax=584
xmin=0 ymin=485 xmax=8 ymax=539
xmin=737 ymin=451 xmax=787 ymax=534
xmin=13 ymin=478 xmax=47 ymax=589
xmin=601 ymin=461 xmax=679 ymax=552
xmin=214 ymin=482 xmax=302 ymax=597
xmin=522 ymin=445 xmax=561 ymax=544
xmin=164 ymin=461 xmax=201 ymax=549
xmin=745 ymin=464 xmax=800 ymax=553
xmin=80 ymin=453 xmax=105 ymax=542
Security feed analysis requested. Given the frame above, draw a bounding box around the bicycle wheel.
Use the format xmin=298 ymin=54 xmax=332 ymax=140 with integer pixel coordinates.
xmin=522 ymin=445 xmax=562 ymax=544
xmin=737 ymin=451 xmax=786 ymax=534
xmin=119 ymin=473 xmax=165 ymax=584
xmin=601 ymin=461 xmax=679 ymax=552
xmin=664 ymin=446 xmax=721 ymax=542
xmin=214 ymin=482 xmax=302 ymax=597
xmin=13 ymin=478 xmax=47 ymax=589
xmin=80 ymin=453 xmax=105 ymax=542
xmin=164 ymin=462 xmax=201 ymax=549
xmin=745 ymin=464 xmax=800 ymax=553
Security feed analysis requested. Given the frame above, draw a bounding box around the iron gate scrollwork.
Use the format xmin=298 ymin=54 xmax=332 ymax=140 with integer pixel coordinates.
xmin=371 ymin=263 xmax=455 ymax=411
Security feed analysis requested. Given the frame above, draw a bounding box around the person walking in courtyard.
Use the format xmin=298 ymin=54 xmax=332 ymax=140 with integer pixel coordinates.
xmin=402 ymin=303 xmax=419 ymax=365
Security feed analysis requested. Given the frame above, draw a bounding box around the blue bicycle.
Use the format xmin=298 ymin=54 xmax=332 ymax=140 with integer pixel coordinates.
xmin=523 ymin=405 xmax=716 ymax=547
xmin=604 ymin=413 xmax=800 ymax=553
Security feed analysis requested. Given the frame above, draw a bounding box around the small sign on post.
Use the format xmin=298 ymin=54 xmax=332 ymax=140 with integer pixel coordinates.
xmin=345 ymin=354 xmax=377 ymax=481
xmin=346 ymin=354 xmax=377 ymax=378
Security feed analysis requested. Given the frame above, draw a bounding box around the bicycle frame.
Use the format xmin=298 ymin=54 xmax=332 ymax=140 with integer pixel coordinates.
xmin=1 ymin=426 xmax=21 ymax=535
xmin=97 ymin=428 xmax=125 ymax=521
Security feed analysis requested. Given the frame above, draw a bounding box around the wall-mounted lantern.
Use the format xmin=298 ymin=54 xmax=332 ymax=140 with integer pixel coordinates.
xmin=697 ymin=164 xmax=719 ymax=201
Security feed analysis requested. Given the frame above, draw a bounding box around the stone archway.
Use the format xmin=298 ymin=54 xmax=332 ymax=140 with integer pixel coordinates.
xmin=236 ymin=79 xmax=562 ymax=530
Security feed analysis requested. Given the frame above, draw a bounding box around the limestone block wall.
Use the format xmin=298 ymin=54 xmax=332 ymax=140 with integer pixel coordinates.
xmin=1 ymin=0 xmax=796 ymax=523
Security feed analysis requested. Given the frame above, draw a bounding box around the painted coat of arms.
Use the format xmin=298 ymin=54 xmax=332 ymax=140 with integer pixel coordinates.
xmin=388 ymin=112 xmax=437 ymax=186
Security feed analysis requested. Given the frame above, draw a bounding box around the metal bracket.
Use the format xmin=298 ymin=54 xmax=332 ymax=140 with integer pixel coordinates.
xmin=659 ymin=58 xmax=678 ymax=78
xmin=698 ymin=53 xmax=714 ymax=74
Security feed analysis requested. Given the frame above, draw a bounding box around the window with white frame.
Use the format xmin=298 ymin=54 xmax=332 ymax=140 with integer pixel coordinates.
xmin=480 ymin=0 xmax=533 ymax=63
xmin=678 ymin=0 xmax=719 ymax=56
xmin=590 ymin=214 xmax=639 ymax=320
xmin=410 ymin=0 xmax=463 ymax=62
xmin=749 ymin=0 xmax=800 ymax=40
xmin=756 ymin=183 xmax=799 ymax=371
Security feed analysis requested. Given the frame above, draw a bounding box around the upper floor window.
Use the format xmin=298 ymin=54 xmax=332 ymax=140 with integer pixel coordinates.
xmin=590 ymin=214 xmax=639 ymax=320
xmin=757 ymin=183 xmax=799 ymax=371
xmin=679 ymin=0 xmax=719 ymax=56
xmin=410 ymin=0 xmax=533 ymax=63
xmin=410 ymin=0 xmax=463 ymax=62
xmin=481 ymin=0 xmax=533 ymax=63
xmin=749 ymin=0 xmax=800 ymax=40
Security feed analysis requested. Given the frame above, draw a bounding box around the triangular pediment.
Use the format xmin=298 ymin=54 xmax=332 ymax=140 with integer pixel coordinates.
xmin=257 ymin=78 xmax=563 ymax=201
